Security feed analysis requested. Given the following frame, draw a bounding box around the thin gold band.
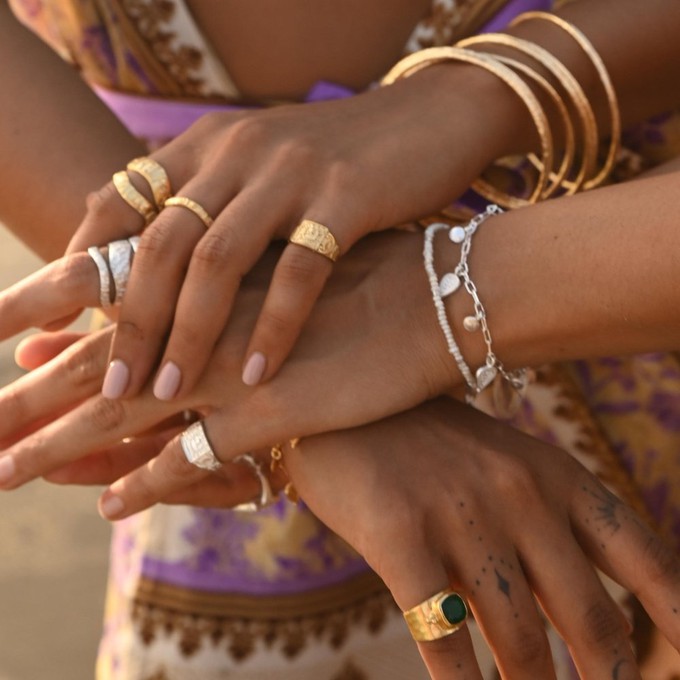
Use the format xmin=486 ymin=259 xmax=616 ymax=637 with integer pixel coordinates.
xmin=164 ymin=196 xmax=214 ymax=228
xmin=289 ymin=220 xmax=340 ymax=262
xmin=112 ymin=171 xmax=157 ymax=225
xmin=511 ymin=11 xmax=620 ymax=189
xmin=382 ymin=47 xmax=553 ymax=208
xmin=126 ymin=157 xmax=172 ymax=209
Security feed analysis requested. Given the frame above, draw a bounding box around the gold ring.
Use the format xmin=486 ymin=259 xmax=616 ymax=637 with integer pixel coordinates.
xmin=270 ymin=439 xmax=301 ymax=504
xmin=126 ymin=157 xmax=172 ymax=209
xmin=403 ymin=588 xmax=468 ymax=642
xmin=112 ymin=171 xmax=158 ymax=225
xmin=164 ymin=196 xmax=214 ymax=228
xmin=289 ymin=220 xmax=340 ymax=262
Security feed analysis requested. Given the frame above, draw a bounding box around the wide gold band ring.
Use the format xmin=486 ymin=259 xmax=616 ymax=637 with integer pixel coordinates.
xmin=126 ymin=157 xmax=172 ymax=209
xmin=289 ymin=220 xmax=340 ymax=262
xmin=164 ymin=196 xmax=214 ymax=229
xmin=403 ymin=588 xmax=468 ymax=642
xmin=112 ymin=171 xmax=158 ymax=225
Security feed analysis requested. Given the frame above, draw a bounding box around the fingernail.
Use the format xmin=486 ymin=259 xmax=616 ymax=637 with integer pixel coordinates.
xmin=99 ymin=494 xmax=125 ymax=520
xmin=154 ymin=361 xmax=182 ymax=400
xmin=0 ymin=456 xmax=15 ymax=485
xmin=242 ymin=352 xmax=266 ymax=386
xmin=102 ymin=359 xmax=129 ymax=399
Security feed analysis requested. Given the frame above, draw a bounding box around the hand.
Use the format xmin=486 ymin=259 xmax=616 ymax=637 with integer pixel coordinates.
xmin=38 ymin=395 xmax=680 ymax=679
xmin=0 ymin=232 xmax=462 ymax=507
xmin=64 ymin=62 xmax=518 ymax=402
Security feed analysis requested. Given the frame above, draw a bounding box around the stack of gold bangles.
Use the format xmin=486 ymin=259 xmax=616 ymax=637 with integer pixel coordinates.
xmin=381 ymin=11 xmax=621 ymax=208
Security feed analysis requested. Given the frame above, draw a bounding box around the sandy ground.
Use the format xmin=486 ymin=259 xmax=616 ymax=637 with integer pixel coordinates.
xmin=0 ymin=229 xmax=111 ymax=679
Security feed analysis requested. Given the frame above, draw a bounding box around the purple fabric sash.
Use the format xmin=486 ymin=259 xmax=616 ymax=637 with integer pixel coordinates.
xmin=95 ymin=0 xmax=552 ymax=139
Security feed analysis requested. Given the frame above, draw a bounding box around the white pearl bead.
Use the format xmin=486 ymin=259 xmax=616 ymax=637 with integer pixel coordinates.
xmin=449 ymin=226 xmax=466 ymax=243
xmin=463 ymin=316 xmax=480 ymax=332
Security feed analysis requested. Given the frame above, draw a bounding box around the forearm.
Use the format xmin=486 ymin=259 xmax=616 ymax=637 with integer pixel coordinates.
xmin=0 ymin=2 xmax=144 ymax=260
xmin=442 ymin=159 xmax=680 ymax=372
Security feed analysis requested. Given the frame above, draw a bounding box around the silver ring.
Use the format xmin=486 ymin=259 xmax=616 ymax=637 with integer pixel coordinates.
xmin=180 ymin=421 xmax=222 ymax=471
xmin=107 ymin=239 xmax=132 ymax=304
xmin=128 ymin=235 xmax=141 ymax=253
xmin=87 ymin=247 xmax=112 ymax=308
xmin=232 ymin=454 xmax=276 ymax=512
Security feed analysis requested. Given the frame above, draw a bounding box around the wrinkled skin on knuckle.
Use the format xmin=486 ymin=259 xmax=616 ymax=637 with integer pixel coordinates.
xmin=85 ymin=183 xmax=117 ymax=221
xmin=64 ymin=341 xmax=106 ymax=388
xmin=498 ymin=625 xmax=552 ymax=671
xmin=0 ymin=387 xmax=28 ymax=426
xmin=192 ymin=230 xmax=238 ymax=272
xmin=278 ymin=248 xmax=319 ymax=289
xmin=581 ymin=600 xmax=623 ymax=648
xmin=641 ymin=532 xmax=680 ymax=586
xmin=90 ymin=397 xmax=128 ymax=433
xmin=116 ymin=319 xmax=146 ymax=345
xmin=136 ymin=221 xmax=178 ymax=265
xmin=487 ymin=452 xmax=543 ymax=509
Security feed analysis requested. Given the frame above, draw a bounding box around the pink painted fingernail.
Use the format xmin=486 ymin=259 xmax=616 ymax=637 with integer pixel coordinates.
xmin=102 ymin=360 xmax=129 ymax=399
xmin=0 ymin=456 xmax=15 ymax=485
xmin=242 ymin=352 xmax=266 ymax=386
xmin=154 ymin=361 xmax=182 ymax=401
xmin=99 ymin=494 xmax=125 ymax=520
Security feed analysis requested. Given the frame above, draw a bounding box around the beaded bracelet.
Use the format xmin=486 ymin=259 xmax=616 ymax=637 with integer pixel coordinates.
xmin=424 ymin=205 xmax=530 ymax=408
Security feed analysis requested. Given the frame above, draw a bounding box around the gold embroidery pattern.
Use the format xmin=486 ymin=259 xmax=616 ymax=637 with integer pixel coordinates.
xmin=132 ymin=585 xmax=398 ymax=662
xmin=121 ymin=0 xmax=206 ymax=95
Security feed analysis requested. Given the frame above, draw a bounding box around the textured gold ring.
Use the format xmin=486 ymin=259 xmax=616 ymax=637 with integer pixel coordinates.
xmin=112 ymin=171 xmax=158 ymax=225
xmin=164 ymin=196 xmax=214 ymax=229
xmin=126 ymin=157 xmax=172 ymax=209
xmin=403 ymin=588 xmax=468 ymax=642
xmin=289 ymin=220 xmax=340 ymax=262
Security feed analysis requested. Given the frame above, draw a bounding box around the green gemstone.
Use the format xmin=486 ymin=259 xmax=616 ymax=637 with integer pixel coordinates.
xmin=440 ymin=594 xmax=467 ymax=626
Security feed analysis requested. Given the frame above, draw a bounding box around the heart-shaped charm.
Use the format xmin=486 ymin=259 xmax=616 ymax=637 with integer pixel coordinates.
xmin=475 ymin=365 xmax=497 ymax=392
xmin=439 ymin=273 xmax=460 ymax=298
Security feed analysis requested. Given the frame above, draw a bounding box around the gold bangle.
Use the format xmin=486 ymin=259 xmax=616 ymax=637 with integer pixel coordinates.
xmin=126 ymin=157 xmax=172 ymax=209
xmin=493 ymin=55 xmax=576 ymax=199
xmin=382 ymin=47 xmax=553 ymax=208
xmin=458 ymin=34 xmax=598 ymax=195
xmin=511 ymin=11 xmax=620 ymax=189
xmin=112 ymin=171 xmax=157 ymax=226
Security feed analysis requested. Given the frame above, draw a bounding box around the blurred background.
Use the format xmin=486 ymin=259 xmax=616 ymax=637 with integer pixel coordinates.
xmin=0 ymin=228 xmax=111 ymax=679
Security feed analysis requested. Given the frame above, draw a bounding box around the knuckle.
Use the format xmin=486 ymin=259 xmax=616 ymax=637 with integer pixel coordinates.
xmin=257 ymin=307 xmax=290 ymax=338
xmin=63 ymin=342 xmax=106 ymax=388
xmin=226 ymin=116 xmax=269 ymax=148
xmin=581 ymin=600 xmax=622 ymax=647
xmin=278 ymin=248 xmax=320 ymax=289
xmin=116 ymin=319 xmax=146 ymax=345
xmin=0 ymin=388 xmax=27 ymax=425
xmin=136 ymin=221 xmax=178 ymax=263
xmin=501 ymin=626 xmax=552 ymax=669
xmin=641 ymin=533 xmax=680 ymax=585
xmin=192 ymin=230 xmax=238 ymax=271
xmin=324 ymin=158 xmax=360 ymax=195
xmin=488 ymin=454 xmax=541 ymax=505
xmin=164 ymin=442 xmax=197 ymax=481
xmin=59 ymin=254 xmax=99 ymax=298
xmin=85 ymin=183 xmax=117 ymax=221
xmin=90 ymin=398 xmax=128 ymax=432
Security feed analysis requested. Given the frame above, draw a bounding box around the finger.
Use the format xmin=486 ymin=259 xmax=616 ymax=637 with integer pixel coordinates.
xmin=387 ymin=550 xmax=482 ymax=680
xmin=97 ymin=421 xmax=266 ymax=520
xmin=0 ymin=253 xmax=100 ymax=341
xmin=44 ymin=431 xmax=172 ymax=485
xmin=0 ymin=328 xmax=112 ymax=444
xmin=103 ymin=178 xmax=232 ymax=399
xmin=242 ymin=214 xmax=355 ymax=386
xmin=0 ymin=381 xmax=178 ymax=490
xmin=438 ymin=534 xmax=555 ymax=680
xmin=571 ymin=480 xmax=680 ymax=653
xmin=516 ymin=515 xmax=640 ymax=679
xmin=15 ymin=331 xmax=87 ymax=370
xmin=151 ymin=183 xmax=292 ymax=401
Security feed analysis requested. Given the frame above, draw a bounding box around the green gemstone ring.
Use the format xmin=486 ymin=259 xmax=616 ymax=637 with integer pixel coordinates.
xmin=403 ymin=588 xmax=469 ymax=642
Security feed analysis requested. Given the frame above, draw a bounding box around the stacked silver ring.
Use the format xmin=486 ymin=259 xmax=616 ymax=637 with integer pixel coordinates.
xmin=87 ymin=236 xmax=140 ymax=308
xmin=180 ymin=421 xmax=222 ymax=471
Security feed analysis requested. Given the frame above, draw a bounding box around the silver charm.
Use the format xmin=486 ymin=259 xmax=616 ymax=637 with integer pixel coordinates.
xmin=439 ymin=273 xmax=461 ymax=298
xmin=463 ymin=315 xmax=480 ymax=332
xmin=475 ymin=364 xmax=498 ymax=392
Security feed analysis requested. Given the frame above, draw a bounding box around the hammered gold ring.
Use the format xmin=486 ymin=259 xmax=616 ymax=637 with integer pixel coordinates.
xmin=289 ymin=220 xmax=340 ymax=262
xmin=164 ymin=196 xmax=214 ymax=229
xmin=403 ymin=588 xmax=468 ymax=642
xmin=112 ymin=171 xmax=158 ymax=225
xmin=126 ymin=157 xmax=172 ymax=209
